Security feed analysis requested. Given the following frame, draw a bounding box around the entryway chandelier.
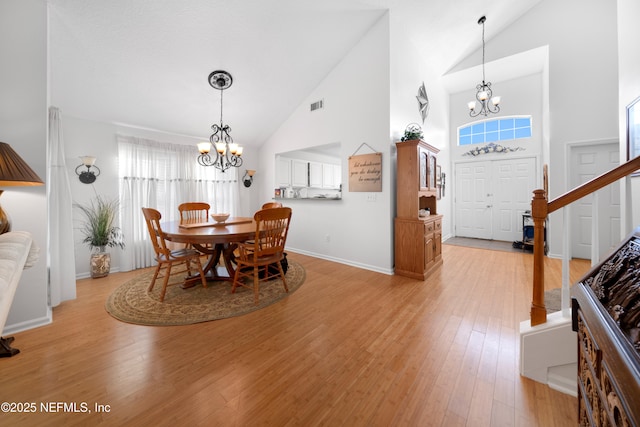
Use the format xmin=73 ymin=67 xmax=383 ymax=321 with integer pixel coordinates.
xmin=197 ymin=70 xmax=243 ymax=172
xmin=468 ymin=16 xmax=501 ymax=117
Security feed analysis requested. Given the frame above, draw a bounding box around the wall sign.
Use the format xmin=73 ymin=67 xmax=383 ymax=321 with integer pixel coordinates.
xmin=348 ymin=150 xmax=382 ymax=192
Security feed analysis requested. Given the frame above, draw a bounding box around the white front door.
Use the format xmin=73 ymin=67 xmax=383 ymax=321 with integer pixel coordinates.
xmin=455 ymin=157 xmax=537 ymax=242
xmin=492 ymin=158 xmax=537 ymax=242
xmin=570 ymin=142 xmax=620 ymax=260
xmin=455 ymin=161 xmax=492 ymax=239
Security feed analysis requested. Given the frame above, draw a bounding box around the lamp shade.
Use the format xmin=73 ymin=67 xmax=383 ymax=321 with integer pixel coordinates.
xmin=0 ymin=142 xmax=44 ymax=186
xmin=0 ymin=142 xmax=44 ymax=234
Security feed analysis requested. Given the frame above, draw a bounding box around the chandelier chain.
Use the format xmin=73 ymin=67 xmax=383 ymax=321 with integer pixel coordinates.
xmin=481 ymin=19 xmax=486 ymax=84
xmin=219 ymin=87 xmax=224 ymax=126
xmin=468 ymin=16 xmax=500 ymax=117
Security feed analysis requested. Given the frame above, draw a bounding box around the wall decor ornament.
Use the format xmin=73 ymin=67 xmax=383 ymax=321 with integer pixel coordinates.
xmin=416 ymin=82 xmax=429 ymax=124
xmin=462 ymin=142 xmax=524 ymax=157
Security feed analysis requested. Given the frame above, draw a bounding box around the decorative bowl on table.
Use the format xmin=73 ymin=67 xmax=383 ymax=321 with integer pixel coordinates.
xmin=211 ymin=213 xmax=230 ymax=224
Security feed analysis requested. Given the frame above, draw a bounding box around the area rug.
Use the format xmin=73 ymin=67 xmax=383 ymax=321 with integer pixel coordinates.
xmin=444 ymin=237 xmax=523 ymax=253
xmin=105 ymin=260 xmax=305 ymax=326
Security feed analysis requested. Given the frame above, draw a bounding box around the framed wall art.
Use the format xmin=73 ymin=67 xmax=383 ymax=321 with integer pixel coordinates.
xmin=436 ymin=165 xmax=442 ymax=200
xmin=348 ymin=143 xmax=382 ymax=192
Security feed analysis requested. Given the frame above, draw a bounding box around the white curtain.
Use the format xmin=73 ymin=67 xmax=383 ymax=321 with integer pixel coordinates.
xmin=118 ymin=135 xmax=239 ymax=271
xmin=47 ymin=106 xmax=77 ymax=306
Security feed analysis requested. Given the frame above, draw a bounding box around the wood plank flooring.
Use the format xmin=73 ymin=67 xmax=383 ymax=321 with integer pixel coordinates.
xmin=1 ymin=246 xmax=590 ymax=426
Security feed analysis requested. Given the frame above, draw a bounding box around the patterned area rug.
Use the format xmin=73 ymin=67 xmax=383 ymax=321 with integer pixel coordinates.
xmin=105 ymin=260 xmax=305 ymax=326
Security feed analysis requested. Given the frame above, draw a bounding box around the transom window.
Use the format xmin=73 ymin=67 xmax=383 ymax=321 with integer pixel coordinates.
xmin=458 ymin=116 xmax=532 ymax=146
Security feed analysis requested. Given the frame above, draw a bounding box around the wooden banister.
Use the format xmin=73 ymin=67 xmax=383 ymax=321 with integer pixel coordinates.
xmin=530 ymin=156 xmax=640 ymax=326
xmin=548 ymin=156 xmax=640 ymax=214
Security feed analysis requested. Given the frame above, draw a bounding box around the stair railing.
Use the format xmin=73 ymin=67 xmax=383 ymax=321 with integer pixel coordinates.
xmin=529 ymin=155 xmax=640 ymax=326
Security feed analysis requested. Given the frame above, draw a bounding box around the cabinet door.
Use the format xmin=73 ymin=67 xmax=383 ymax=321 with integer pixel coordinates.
xmin=309 ymin=162 xmax=322 ymax=187
xmin=434 ymin=220 xmax=442 ymax=258
xmin=428 ymin=154 xmax=437 ymax=191
xmin=322 ymin=163 xmax=335 ymax=188
xmin=434 ymin=232 xmax=442 ymax=259
xmin=419 ymin=147 xmax=429 ymax=191
xmin=276 ymin=158 xmax=291 ymax=187
xmin=292 ymin=160 xmax=309 ymax=187
xmin=333 ymin=164 xmax=342 ymax=189
xmin=424 ymin=233 xmax=434 ymax=270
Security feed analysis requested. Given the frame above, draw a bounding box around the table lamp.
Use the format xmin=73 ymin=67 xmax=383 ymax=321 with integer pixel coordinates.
xmin=0 ymin=142 xmax=44 ymax=234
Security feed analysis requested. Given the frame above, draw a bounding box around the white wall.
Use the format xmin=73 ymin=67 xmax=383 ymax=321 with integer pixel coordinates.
xmin=389 ymin=14 xmax=452 ymax=238
xmin=617 ymin=0 xmax=640 ymax=231
xmin=0 ymin=0 xmax=50 ymax=334
xmin=447 ymin=0 xmax=619 ymax=255
xmin=257 ymin=14 xmax=393 ymax=273
xmin=449 ymin=73 xmax=543 ymax=161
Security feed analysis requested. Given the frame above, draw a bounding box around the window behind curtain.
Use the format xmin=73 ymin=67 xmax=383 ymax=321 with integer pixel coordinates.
xmin=117 ymin=135 xmax=239 ymax=271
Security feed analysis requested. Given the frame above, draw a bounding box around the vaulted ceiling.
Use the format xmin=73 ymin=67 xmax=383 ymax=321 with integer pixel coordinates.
xmin=48 ymin=0 xmax=541 ymax=148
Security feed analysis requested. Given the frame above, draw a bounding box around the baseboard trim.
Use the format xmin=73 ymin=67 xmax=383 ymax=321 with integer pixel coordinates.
xmin=548 ymin=363 xmax=578 ymax=397
xmin=286 ymin=248 xmax=394 ymax=275
xmin=2 ymin=310 xmax=52 ymax=335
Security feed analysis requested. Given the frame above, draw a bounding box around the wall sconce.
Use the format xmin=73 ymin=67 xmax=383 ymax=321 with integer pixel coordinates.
xmin=75 ymin=156 xmax=100 ymax=184
xmin=243 ymin=169 xmax=256 ymax=187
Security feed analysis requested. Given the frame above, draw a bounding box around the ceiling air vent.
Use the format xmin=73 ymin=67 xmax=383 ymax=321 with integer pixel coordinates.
xmin=310 ymin=99 xmax=324 ymax=112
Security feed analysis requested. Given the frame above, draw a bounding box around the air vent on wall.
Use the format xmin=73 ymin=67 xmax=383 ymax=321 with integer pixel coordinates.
xmin=310 ymin=99 xmax=324 ymax=112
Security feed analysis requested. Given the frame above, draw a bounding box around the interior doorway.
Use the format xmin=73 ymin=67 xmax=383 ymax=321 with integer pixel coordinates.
xmin=454 ymin=157 xmax=537 ymax=242
xmin=569 ymin=141 xmax=620 ymax=260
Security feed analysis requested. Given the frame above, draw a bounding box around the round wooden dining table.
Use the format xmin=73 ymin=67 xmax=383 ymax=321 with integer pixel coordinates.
xmin=162 ymin=217 xmax=255 ymax=282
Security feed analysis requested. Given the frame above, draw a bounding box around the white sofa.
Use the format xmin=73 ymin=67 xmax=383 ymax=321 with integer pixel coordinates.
xmin=0 ymin=231 xmax=38 ymax=357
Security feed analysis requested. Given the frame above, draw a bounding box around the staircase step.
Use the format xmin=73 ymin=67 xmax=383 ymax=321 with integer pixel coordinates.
xmin=548 ymin=363 xmax=577 ymax=396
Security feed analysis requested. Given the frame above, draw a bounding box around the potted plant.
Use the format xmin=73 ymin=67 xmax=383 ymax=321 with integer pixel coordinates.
xmin=75 ymin=196 xmax=125 ymax=278
xmin=400 ymin=123 xmax=424 ymax=142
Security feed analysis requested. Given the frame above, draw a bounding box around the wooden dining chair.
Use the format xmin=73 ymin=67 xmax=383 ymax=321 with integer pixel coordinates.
xmin=232 ymin=202 xmax=282 ymax=256
xmin=261 ymin=201 xmax=283 ymax=209
xmin=231 ymin=207 xmax=292 ymax=305
xmin=178 ymin=202 xmax=211 ymax=250
xmin=178 ymin=202 xmax=210 ymax=223
xmin=142 ymin=207 xmax=207 ymax=302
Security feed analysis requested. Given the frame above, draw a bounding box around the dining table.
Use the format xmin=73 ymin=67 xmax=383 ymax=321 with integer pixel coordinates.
xmin=162 ymin=216 xmax=256 ymax=283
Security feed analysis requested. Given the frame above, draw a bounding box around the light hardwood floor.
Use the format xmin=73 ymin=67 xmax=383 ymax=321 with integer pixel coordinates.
xmin=2 ymin=246 xmax=590 ymax=426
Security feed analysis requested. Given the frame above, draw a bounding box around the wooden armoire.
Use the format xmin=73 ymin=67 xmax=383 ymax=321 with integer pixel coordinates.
xmin=394 ymin=139 xmax=442 ymax=280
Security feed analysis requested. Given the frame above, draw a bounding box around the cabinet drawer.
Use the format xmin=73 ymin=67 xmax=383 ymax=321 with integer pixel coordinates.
xmin=434 ymin=219 xmax=442 ymax=231
xmin=424 ymin=222 xmax=434 ymax=234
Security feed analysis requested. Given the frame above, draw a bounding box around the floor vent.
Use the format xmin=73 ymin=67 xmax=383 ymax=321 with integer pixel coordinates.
xmin=310 ymin=99 xmax=324 ymax=112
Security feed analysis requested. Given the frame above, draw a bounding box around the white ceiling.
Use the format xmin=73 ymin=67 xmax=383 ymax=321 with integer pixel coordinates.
xmin=48 ymin=0 xmax=541 ymax=148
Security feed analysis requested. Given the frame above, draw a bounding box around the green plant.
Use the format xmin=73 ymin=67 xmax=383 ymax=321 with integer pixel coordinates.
xmin=400 ymin=123 xmax=424 ymax=141
xmin=75 ymin=196 xmax=125 ymax=251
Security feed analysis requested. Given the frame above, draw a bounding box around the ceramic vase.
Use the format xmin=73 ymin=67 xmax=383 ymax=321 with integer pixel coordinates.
xmin=90 ymin=247 xmax=111 ymax=278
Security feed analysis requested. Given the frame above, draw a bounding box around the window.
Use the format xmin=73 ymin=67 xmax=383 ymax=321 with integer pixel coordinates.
xmin=117 ymin=135 xmax=239 ymax=271
xmin=458 ymin=116 xmax=532 ymax=146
